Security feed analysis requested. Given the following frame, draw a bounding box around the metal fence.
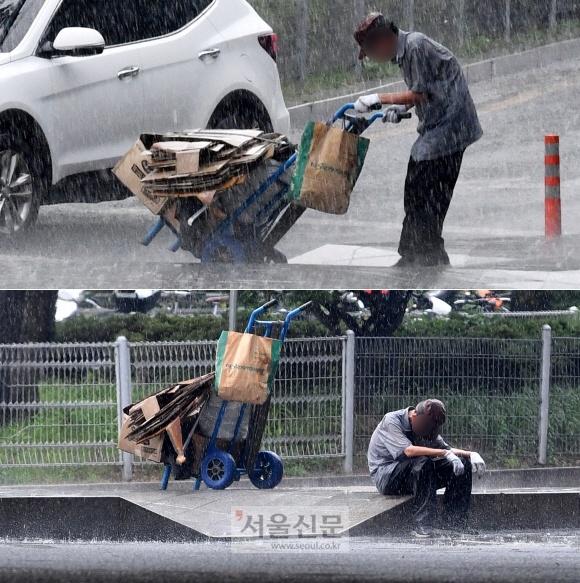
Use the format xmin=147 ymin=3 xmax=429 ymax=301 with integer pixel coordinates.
xmin=548 ymin=336 xmax=580 ymax=456
xmin=0 ymin=343 xmax=118 ymax=466
xmin=0 ymin=337 xmax=346 ymax=469
xmin=0 ymin=329 xmax=578 ymax=475
xmin=354 ymin=336 xmax=543 ymax=460
xmin=125 ymin=337 xmax=346 ymax=460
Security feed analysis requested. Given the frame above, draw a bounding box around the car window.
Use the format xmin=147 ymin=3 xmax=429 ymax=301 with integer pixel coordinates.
xmin=0 ymin=0 xmax=45 ymax=52
xmin=138 ymin=0 xmax=214 ymax=40
xmin=43 ymin=0 xmax=141 ymax=47
xmin=43 ymin=0 xmax=214 ymax=49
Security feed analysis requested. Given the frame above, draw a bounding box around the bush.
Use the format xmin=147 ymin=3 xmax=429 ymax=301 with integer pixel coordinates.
xmin=55 ymin=312 xmax=330 ymax=344
xmin=396 ymin=313 xmax=580 ymax=339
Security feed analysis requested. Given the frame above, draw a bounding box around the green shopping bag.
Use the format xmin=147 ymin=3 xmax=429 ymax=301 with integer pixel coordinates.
xmin=215 ymin=331 xmax=282 ymax=404
xmin=290 ymin=121 xmax=370 ymax=214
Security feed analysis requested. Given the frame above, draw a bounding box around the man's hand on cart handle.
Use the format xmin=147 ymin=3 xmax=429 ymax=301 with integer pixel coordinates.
xmin=383 ymin=105 xmax=410 ymax=124
xmin=354 ymin=94 xmax=381 ymax=113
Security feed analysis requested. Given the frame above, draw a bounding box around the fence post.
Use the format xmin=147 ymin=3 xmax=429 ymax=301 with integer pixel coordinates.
xmin=355 ymin=0 xmax=366 ymax=73
xmin=343 ymin=330 xmax=355 ymax=474
xmin=297 ymin=0 xmax=309 ymax=88
xmin=458 ymin=0 xmax=466 ymax=49
xmin=504 ymin=0 xmax=511 ymax=43
xmin=538 ymin=325 xmax=552 ymax=465
xmin=405 ymin=0 xmax=415 ymax=31
xmin=549 ymin=0 xmax=558 ymax=33
xmin=116 ymin=336 xmax=133 ymax=481
xmin=229 ymin=290 xmax=238 ymax=332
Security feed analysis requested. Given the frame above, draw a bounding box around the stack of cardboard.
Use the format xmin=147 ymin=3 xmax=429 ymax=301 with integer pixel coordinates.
xmin=114 ymin=129 xmax=287 ymax=213
xmin=118 ymin=373 xmax=214 ymax=464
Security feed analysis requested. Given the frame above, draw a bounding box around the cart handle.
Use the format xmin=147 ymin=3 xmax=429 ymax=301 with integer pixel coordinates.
xmin=245 ymin=299 xmax=279 ymax=333
xmin=330 ymin=102 xmax=411 ymax=127
xmin=330 ymin=103 xmax=356 ymax=124
xmin=280 ymin=301 xmax=313 ymax=342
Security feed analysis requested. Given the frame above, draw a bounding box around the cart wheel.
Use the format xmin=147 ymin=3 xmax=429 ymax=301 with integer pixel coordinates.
xmin=249 ymin=451 xmax=283 ymax=489
xmin=201 ymin=450 xmax=237 ymax=490
xmin=201 ymin=234 xmax=246 ymax=264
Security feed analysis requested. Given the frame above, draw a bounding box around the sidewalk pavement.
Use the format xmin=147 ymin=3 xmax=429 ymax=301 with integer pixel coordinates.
xmin=287 ymin=234 xmax=580 ymax=289
xmin=2 ymin=468 xmax=579 ymax=540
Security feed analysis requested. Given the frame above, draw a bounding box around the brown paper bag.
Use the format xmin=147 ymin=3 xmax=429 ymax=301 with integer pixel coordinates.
xmin=289 ymin=121 xmax=370 ymax=214
xmin=214 ymin=331 xmax=282 ymax=404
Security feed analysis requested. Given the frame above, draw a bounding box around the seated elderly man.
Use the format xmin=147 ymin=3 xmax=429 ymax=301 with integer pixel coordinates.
xmin=367 ymin=398 xmax=486 ymax=538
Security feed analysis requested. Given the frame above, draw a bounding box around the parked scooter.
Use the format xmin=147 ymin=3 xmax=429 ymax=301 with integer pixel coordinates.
xmin=410 ymin=290 xmax=511 ymax=317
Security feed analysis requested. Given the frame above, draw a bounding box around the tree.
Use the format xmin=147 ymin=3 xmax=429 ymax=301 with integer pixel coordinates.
xmin=0 ymin=291 xmax=58 ymax=427
xmin=293 ymin=290 xmax=411 ymax=337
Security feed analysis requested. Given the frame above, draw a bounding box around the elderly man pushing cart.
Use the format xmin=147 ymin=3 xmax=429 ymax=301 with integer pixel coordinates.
xmin=353 ymin=13 xmax=483 ymax=268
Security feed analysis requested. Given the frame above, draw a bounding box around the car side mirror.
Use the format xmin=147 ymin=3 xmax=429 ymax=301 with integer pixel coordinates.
xmin=50 ymin=27 xmax=105 ymax=57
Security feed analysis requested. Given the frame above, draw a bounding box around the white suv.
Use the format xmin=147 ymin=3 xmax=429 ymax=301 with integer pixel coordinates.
xmin=0 ymin=0 xmax=290 ymax=234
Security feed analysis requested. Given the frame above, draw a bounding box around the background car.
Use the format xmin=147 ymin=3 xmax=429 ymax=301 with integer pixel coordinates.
xmin=0 ymin=0 xmax=290 ymax=235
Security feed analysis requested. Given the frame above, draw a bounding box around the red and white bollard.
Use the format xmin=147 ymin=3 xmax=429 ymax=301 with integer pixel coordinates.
xmin=545 ymin=134 xmax=561 ymax=238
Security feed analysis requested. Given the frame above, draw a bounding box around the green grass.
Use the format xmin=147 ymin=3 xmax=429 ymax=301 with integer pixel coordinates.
xmin=357 ymin=383 xmax=580 ymax=466
xmin=1 ymin=372 xmax=578 ymax=485
xmin=0 ymin=375 xmax=118 ymax=467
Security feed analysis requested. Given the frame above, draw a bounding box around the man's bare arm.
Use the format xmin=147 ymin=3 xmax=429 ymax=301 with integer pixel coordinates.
xmin=379 ymin=91 xmax=426 ymax=107
xmin=404 ymin=445 xmax=448 ymax=458
xmin=450 ymin=448 xmax=472 ymax=457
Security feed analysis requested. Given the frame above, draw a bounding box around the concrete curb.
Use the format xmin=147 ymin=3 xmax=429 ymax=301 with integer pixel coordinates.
xmin=1 ymin=467 xmax=577 ymax=493
xmin=278 ymin=466 xmax=580 ymax=490
xmin=288 ymin=37 xmax=580 ymax=129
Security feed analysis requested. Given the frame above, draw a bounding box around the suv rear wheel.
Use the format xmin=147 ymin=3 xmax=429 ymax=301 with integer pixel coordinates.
xmin=208 ymin=96 xmax=273 ymax=132
xmin=0 ymin=134 xmax=44 ymax=235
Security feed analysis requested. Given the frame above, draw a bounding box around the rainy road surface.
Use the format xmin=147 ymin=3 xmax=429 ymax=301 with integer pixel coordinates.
xmin=2 ymin=534 xmax=580 ymax=583
xmin=4 ymin=58 xmax=580 ymax=288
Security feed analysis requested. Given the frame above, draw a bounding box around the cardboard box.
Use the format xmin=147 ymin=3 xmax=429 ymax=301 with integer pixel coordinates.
xmin=118 ymin=395 xmax=164 ymax=463
xmin=113 ymin=138 xmax=169 ymax=215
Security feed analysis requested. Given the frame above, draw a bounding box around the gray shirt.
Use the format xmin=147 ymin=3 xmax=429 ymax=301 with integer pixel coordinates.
xmin=395 ymin=31 xmax=483 ymax=161
xmin=367 ymin=407 xmax=451 ymax=489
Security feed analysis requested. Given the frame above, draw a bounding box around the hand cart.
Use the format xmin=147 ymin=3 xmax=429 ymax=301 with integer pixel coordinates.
xmin=160 ymin=298 xmax=312 ymax=491
xmin=141 ymin=103 xmax=411 ymax=264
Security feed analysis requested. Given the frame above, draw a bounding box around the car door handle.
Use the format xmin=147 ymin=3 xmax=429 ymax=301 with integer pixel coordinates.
xmin=117 ymin=66 xmax=140 ymax=80
xmin=198 ymin=48 xmax=221 ymax=60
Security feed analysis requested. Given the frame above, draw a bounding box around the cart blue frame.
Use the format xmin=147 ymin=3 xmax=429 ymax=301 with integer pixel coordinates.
xmin=140 ymin=103 xmax=408 ymax=261
xmin=160 ymin=299 xmax=312 ymax=491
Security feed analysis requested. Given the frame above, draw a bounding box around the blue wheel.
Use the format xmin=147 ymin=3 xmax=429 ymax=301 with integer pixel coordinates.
xmin=201 ymin=450 xmax=237 ymax=490
xmin=249 ymin=451 xmax=283 ymax=489
xmin=201 ymin=234 xmax=245 ymax=264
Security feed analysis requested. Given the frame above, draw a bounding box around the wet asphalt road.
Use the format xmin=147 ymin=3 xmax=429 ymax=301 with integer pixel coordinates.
xmin=3 ymin=58 xmax=580 ymax=288
xmin=2 ymin=534 xmax=580 ymax=583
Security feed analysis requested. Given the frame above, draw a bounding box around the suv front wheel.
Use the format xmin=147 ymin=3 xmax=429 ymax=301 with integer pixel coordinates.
xmin=0 ymin=134 xmax=43 ymax=235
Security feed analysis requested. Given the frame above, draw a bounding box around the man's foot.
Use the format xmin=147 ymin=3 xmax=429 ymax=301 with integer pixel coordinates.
xmin=416 ymin=254 xmax=450 ymax=268
xmin=393 ymin=254 xmax=450 ymax=268
xmin=393 ymin=256 xmax=417 ymax=268
xmin=411 ymin=525 xmax=434 ymax=538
